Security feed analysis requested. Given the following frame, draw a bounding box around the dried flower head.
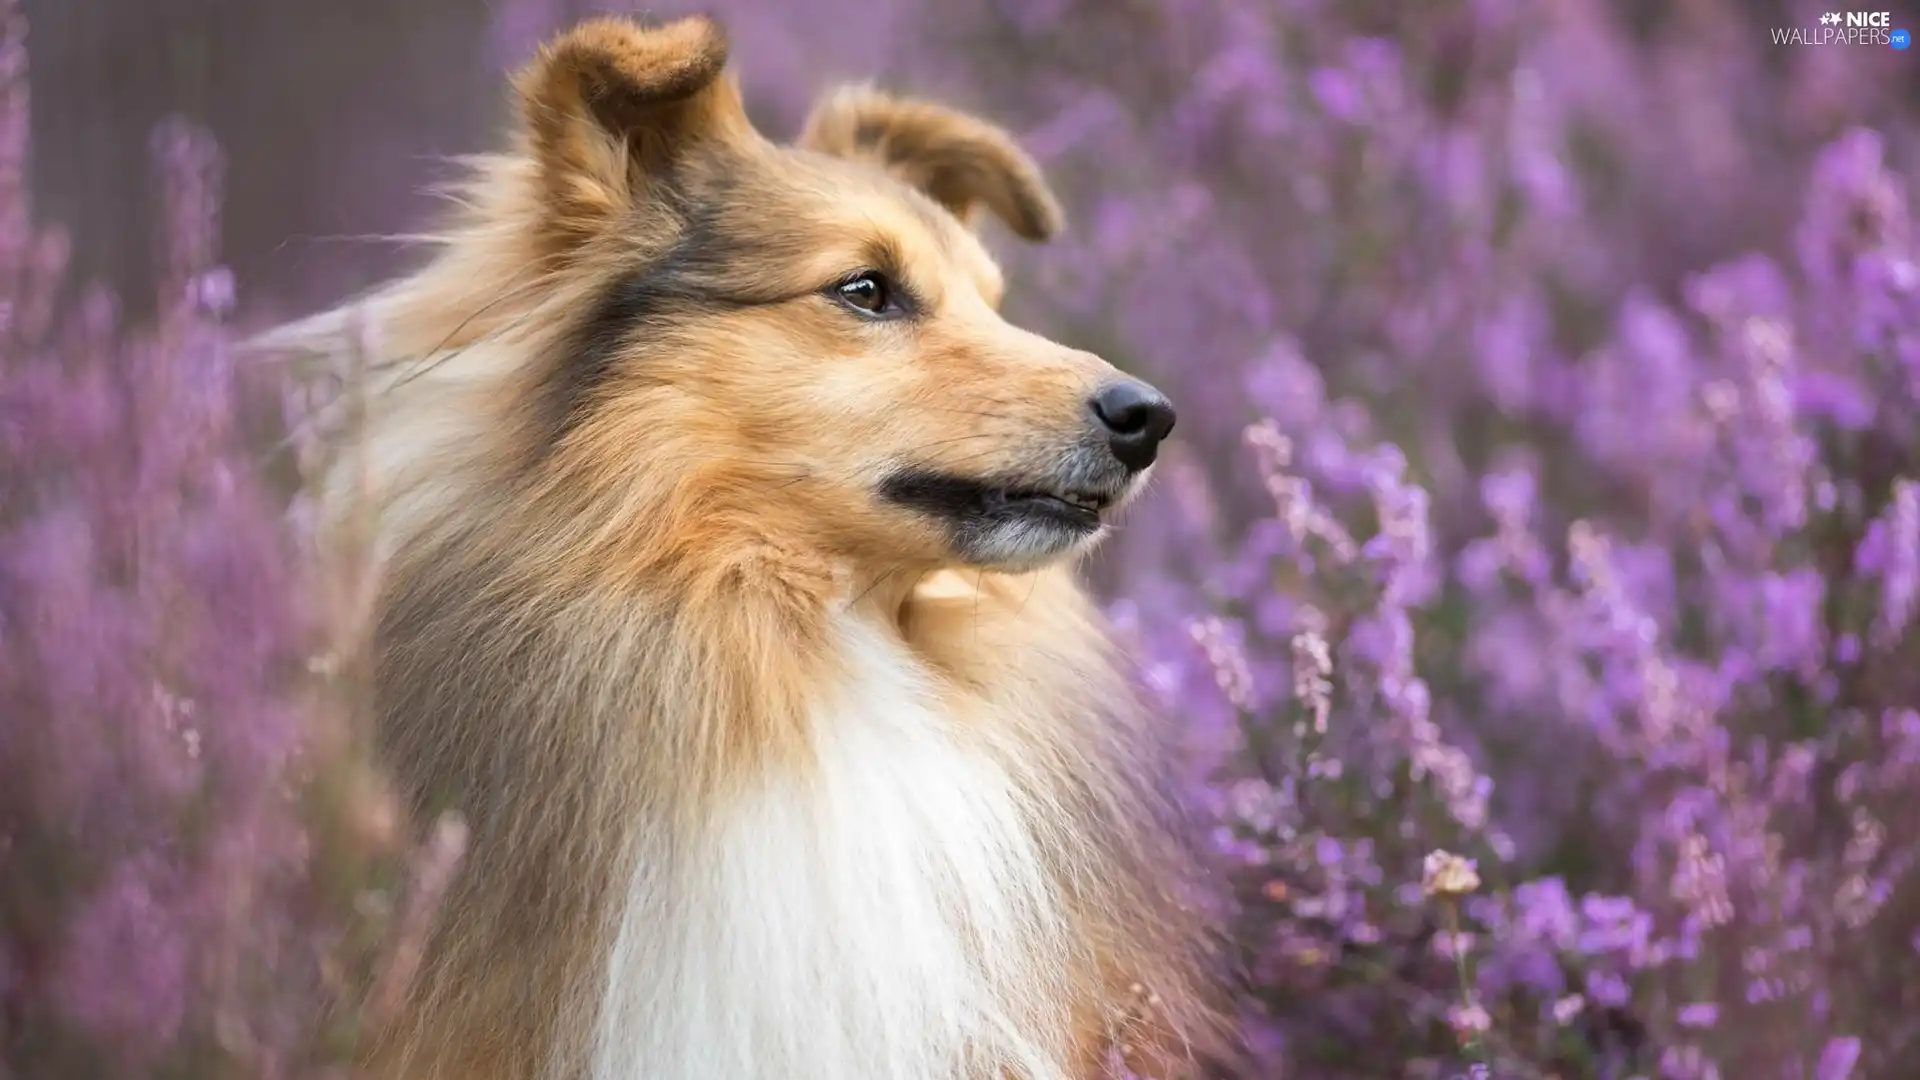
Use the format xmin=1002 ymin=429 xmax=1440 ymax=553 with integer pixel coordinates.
xmin=1421 ymin=850 xmax=1483 ymax=898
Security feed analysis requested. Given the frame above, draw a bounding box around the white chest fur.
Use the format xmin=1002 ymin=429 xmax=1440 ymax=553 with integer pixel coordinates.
xmin=589 ymin=617 xmax=1079 ymax=1080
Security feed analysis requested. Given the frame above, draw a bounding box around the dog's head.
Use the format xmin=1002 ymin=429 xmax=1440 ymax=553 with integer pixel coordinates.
xmin=510 ymin=16 xmax=1173 ymax=573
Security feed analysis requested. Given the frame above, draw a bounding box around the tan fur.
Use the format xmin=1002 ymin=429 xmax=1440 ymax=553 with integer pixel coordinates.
xmin=797 ymin=85 xmax=1064 ymax=241
xmin=258 ymin=15 xmax=1229 ymax=1080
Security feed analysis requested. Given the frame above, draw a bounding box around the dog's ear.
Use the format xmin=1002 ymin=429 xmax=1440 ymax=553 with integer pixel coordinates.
xmin=513 ymin=15 xmax=752 ymax=242
xmin=797 ymin=86 xmax=1063 ymax=242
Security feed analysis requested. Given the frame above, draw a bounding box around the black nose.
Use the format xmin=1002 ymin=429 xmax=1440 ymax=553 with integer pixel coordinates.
xmin=1089 ymin=380 xmax=1177 ymax=471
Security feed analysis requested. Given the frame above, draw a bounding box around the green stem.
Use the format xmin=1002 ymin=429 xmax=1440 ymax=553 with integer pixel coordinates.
xmin=1446 ymin=898 xmax=1486 ymax=1063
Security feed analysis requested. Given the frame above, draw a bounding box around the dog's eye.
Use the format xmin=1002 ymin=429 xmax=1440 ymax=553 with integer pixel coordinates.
xmin=833 ymin=271 xmax=897 ymax=316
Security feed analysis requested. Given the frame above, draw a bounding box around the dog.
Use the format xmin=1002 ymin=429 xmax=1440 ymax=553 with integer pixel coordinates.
xmin=260 ymin=15 xmax=1229 ymax=1080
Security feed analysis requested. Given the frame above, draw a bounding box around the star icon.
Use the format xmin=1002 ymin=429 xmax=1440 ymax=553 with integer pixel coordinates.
xmin=1821 ymin=11 xmax=1841 ymax=24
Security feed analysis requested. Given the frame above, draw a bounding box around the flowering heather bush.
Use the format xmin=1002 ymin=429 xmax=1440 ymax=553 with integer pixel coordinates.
xmin=0 ymin=5 xmax=456 ymax=1076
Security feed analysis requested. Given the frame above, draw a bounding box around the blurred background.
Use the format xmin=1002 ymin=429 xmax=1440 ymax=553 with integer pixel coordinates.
xmin=6 ymin=1 xmax=1920 ymax=1078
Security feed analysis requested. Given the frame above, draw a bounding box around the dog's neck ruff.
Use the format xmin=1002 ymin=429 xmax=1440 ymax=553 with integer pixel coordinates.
xmin=590 ymin=605 xmax=1080 ymax=1080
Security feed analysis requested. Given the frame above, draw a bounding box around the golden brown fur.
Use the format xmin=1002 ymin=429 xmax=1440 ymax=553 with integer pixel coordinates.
xmin=259 ymin=15 xmax=1229 ymax=1080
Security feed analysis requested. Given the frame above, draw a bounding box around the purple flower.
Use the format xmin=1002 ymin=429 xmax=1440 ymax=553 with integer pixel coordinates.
xmin=49 ymin=858 xmax=190 ymax=1059
xmin=1676 ymin=1002 xmax=1719 ymax=1029
xmin=1856 ymin=480 xmax=1919 ymax=645
xmin=1817 ymin=1037 xmax=1863 ymax=1080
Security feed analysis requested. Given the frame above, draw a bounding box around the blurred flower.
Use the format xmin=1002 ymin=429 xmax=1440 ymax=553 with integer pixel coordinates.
xmin=1423 ymin=851 xmax=1483 ymax=898
xmin=1447 ymin=1002 xmax=1491 ymax=1041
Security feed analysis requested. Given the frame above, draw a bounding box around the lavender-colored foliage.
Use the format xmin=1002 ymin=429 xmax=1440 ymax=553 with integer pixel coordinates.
xmin=0 ymin=2 xmax=454 ymax=1076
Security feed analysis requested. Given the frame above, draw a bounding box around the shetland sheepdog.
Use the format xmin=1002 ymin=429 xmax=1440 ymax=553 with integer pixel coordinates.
xmin=259 ymin=15 xmax=1228 ymax=1080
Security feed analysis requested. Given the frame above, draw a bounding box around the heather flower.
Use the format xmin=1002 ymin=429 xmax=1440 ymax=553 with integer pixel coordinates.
xmin=1423 ymin=852 xmax=1483 ymax=899
xmin=1675 ymin=1003 xmax=1719 ymax=1030
xmin=1817 ymin=1037 xmax=1863 ymax=1080
xmin=1188 ymin=616 xmax=1256 ymax=713
xmin=1447 ymin=1002 xmax=1491 ymax=1042
xmin=1856 ymin=479 xmax=1919 ymax=645
xmin=1289 ymin=618 xmax=1333 ymax=736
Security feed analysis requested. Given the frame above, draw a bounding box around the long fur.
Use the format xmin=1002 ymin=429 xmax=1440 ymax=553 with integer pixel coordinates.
xmin=257 ymin=15 xmax=1230 ymax=1080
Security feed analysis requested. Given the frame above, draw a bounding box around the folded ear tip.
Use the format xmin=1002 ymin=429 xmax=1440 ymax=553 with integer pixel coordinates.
xmin=1018 ymin=191 xmax=1065 ymax=242
xmin=995 ymin=153 xmax=1063 ymax=242
xmin=797 ymin=84 xmax=1065 ymax=243
xmin=533 ymin=14 xmax=731 ymax=105
xmin=655 ymin=13 xmax=731 ymax=70
xmin=561 ymin=13 xmax=728 ymax=52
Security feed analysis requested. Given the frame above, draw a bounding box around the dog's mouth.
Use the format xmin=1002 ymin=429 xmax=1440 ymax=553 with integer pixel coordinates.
xmin=880 ymin=469 xmax=1124 ymax=535
xmin=981 ymin=484 xmax=1113 ymax=526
